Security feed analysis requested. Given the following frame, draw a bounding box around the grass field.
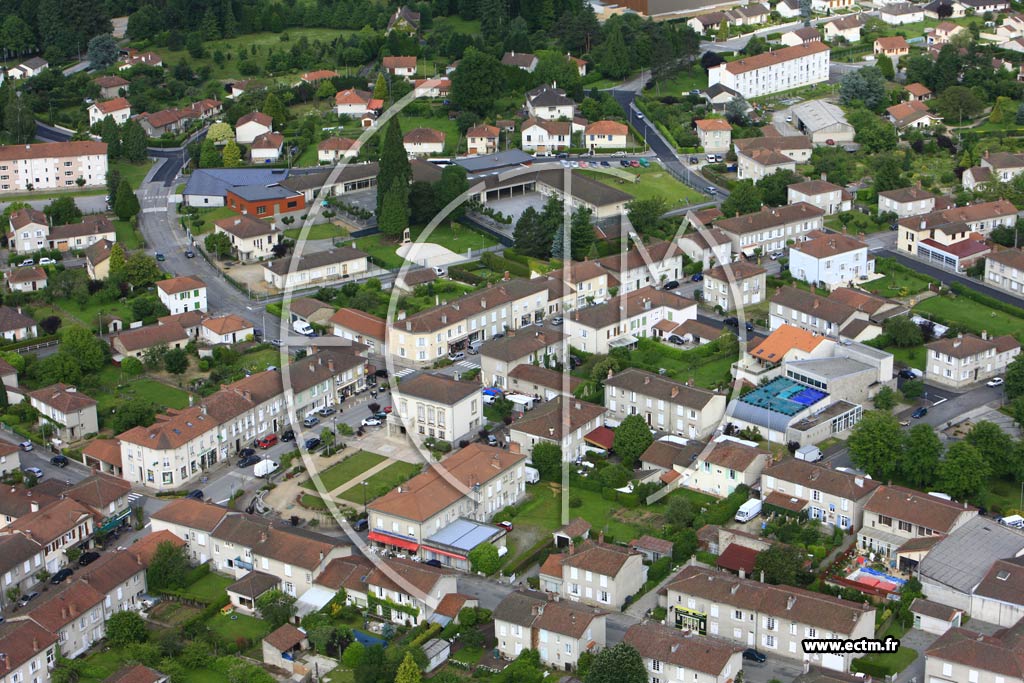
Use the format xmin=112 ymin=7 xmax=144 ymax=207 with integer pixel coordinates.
xmin=981 ymin=476 xmax=1024 ymax=516
xmin=511 ymin=483 xmax=672 ymax=543
xmin=852 ymin=624 xmax=917 ymax=677
xmin=302 ymin=450 xmax=385 ymax=492
xmin=913 ymin=296 xmax=1024 ymax=339
xmin=863 ymin=270 xmax=932 ymax=297
xmin=645 ymin=65 xmax=707 ymax=96
xmin=114 ymin=220 xmax=142 ymax=250
xmin=336 ymin=460 xmax=421 ymax=503
xmin=284 ymin=223 xmax=348 ymax=240
xmin=884 ymin=345 xmax=927 ymax=369
xmin=338 ymin=115 xmax=462 ymax=154
xmin=355 ymin=223 xmax=498 ymax=269
xmin=207 ymin=612 xmax=272 ymax=640
xmin=111 ymin=159 xmax=155 ymax=189
xmin=182 ymin=573 xmax=234 ymax=603
xmin=580 ymin=165 xmax=704 ymax=206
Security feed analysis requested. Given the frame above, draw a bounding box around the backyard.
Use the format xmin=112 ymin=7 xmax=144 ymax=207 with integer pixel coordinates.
xmin=580 ymin=165 xmax=704 ymax=206
xmin=179 ymin=573 xmax=235 ymax=602
xmin=302 ymin=450 xmax=386 ymax=492
xmin=207 ymin=612 xmax=273 ymax=641
xmin=283 ymin=223 xmax=349 ymax=240
xmin=913 ymin=295 xmax=1024 ymax=339
xmin=111 ymin=159 xmax=156 ymax=190
xmin=114 ymin=220 xmax=143 ymax=250
xmin=336 ymin=460 xmax=422 ymax=504
xmin=354 ymin=223 xmax=498 ymax=269
xmin=862 ymin=271 xmax=933 ymax=298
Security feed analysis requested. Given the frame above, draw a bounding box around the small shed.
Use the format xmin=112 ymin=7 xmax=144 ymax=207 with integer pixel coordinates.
xmin=553 ymin=518 xmax=592 ymax=548
xmin=717 ymin=543 xmax=760 ymax=577
xmin=630 ymin=535 xmax=674 ymax=562
xmin=262 ymin=624 xmax=308 ymax=671
xmin=911 ymin=597 xmax=963 ymax=636
xmin=226 ymin=571 xmax=280 ymax=615
xmin=421 ymin=638 xmax=451 ymax=672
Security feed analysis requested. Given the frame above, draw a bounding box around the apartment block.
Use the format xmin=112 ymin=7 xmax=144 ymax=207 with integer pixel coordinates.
xmin=714 ymin=203 xmax=825 ymax=258
xmin=603 ymin=368 xmax=726 ymax=441
xmin=0 ymin=141 xmax=108 ymax=194
xmin=925 ymin=332 xmax=1021 ymax=389
xmin=761 ymin=458 xmax=881 ymax=531
xmin=708 ymin=43 xmax=830 ymax=98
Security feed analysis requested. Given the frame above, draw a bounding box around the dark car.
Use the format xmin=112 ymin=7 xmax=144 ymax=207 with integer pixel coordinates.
xmin=185 ymin=490 xmax=204 ymax=500
xmin=912 ymin=407 xmax=928 ymax=419
xmin=898 ymin=368 xmax=917 ymax=379
xmin=78 ymin=552 xmax=100 ymax=566
xmin=723 ymin=317 xmax=739 ymax=327
xmin=668 ymin=334 xmax=684 ymax=345
xmin=745 ymin=321 xmax=755 ymax=332
xmin=663 ymin=280 xmax=679 ymax=290
xmin=239 ymin=447 xmax=256 ymax=458
xmin=690 ymin=273 xmax=704 ymax=282
xmin=50 ymin=455 xmax=69 ymax=468
xmin=374 ymin=369 xmax=389 ymax=379
xmin=305 ymin=437 xmax=322 ymax=450
xmin=353 ymin=518 xmax=368 ymax=532
xmin=238 ymin=454 xmax=261 ymax=468
xmin=424 ymin=559 xmax=443 ymax=568
xmin=373 ymin=411 xmax=388 ymax=420
xmin=185 ymin=250 xmax=195 ymax=258
xmin=155 ymin=253 xmax=165 ymax=262
xmin=281 ymin=429 xmax=295 ymax=442
xmin=50 ymin=568 xmax=74 ymax=584
xmin=742 ymin=649 xmax=766 ymax=663
xmin=569 ymin=355 xmax=583 ymax=369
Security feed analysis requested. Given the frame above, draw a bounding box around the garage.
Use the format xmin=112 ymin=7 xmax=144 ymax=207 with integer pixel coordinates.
xmin=821 ymin=653 xmax=846 ymax=671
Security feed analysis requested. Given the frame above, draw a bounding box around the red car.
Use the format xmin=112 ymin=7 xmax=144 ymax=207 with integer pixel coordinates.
xmin=257 ymin=434 xmax=278 ymax=449
xmin=498 ymin=521 xmax=514 ymax=532
xmin=630 ymin=160 xmax=640 ymax=167
xmin=383 ymin=406 xmax=392 ymax=413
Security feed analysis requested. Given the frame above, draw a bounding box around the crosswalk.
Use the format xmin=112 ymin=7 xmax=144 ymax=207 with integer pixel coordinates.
xmin=394 ymin=368 xmax=416 ymax=379
xmin=455 ymin=360 xmax=480 ymax=370
xmin=128 ymin=491 xmax=144 ymax=505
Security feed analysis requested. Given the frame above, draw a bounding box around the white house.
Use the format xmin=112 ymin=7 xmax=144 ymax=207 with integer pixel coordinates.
xmin=403 ymin=128 xmax=446 ymax=156
xmin=88 ymin=97 xmax=132 ymax=126
xmin=235 ymin=112 xmax=273 ymax=144
xmin=787 ymin=179 xmax=852 ymax=215
xmin=695 ymin=119 xmax=732 ymax=153
xmin=789 ymin=231 xmax=873 ymax=289
xmin=200 ymin=315 xmax=254 ymax=345
xmin=157 ymin=276 xmax=208 ymax=314
xmin=317 ymin=137 xmax=361 ymax=163
xmin=521 ymin=118 xmax=572 ymax=153
xmin=250 ymin=132 xmax=284 ymax=163
xmin=584 ymin=121 xmax=628 ymax=150
xmin=382 ymin=56 xmax=417 ymax=77
xmin=526 ymin=84 xmax=576 ymax=121
xmin=394 ymin=373 xmax=482 ymax=444
xmin=262 ymin=247 xmax=369 ymax=291
xmin=708 ymin=43 xmax=830 ymax=98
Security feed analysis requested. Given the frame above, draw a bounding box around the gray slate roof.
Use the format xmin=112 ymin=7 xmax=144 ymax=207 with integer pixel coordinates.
xmin=183 ymin=168 xmax=290 ymax=198
xmin=918 ymin=515 xmax=1024 ymax=593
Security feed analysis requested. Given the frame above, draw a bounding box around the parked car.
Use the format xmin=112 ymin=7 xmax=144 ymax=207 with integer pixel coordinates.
xmin=898 ymin=368 xmax=917 ymax=380
xmin=448 ymin=351 xmax=466 ymax=362
xmin=239 ymin=447 xmax=256 ymax=458
xmin=185 ymin=490 xmax=204 ymax=500
xmin=498 ymin=521 xmax=514 ymax=532
xmin=600 ymin=160 xmax=611 ymax=167
xmin=353 ymin=518 xmax=369 ymax=532
xmin=303 ymin=415 xmax=320 ymax=428
xmin=361 ymin=417 xmax=382 ymax=427
xmin=486 ymin=434 xmax=499 ymax=446
xmin=38 ymin=257 xmax=55 ymax=266
xmin=23 ymin=466 xmax=43 ymax=479
xmin=742 ymin=649 xmax=766 ymax=663
xmin=185 ymin=250 xmax=195 ymax=258
xmin=668 ymin=334 xmax=684 ymax=345
xmin=663 ymin=280 xmax=679 ymax=290
xmin=155 ymin=253 xmax=165 ymax=262
xmin=552 ymin=315 xmax=564 ymax=325
xmin=690 ymin=273 xmax=704 ymax=282
xmin=723 ymin=317 xmax=739 ymax=327
xmin=18 ymin=591 xmax=40 ymax=606
xmin=50 ymin=455 xmax=68 ymax=468
xmin=424 ymin=559 xmax=443 ymax=567
xmin=51 ymin=568 xmax=74 ymax=584
xmin=706 ymin=186 xmax=717 ymax=194
xmin=281 ymin=429 xmax=295 ymax=442
xmin=629 ymin=159 xmax=640 ymax=167
xmin=238 ymin=454 xmax=262 ymax=468
xmin=638 ymin=158 xmax=650 ymax=167
xmin=78 ymin=552 xmax=100 ymax=566
xmin=769 ymin=251 xmax=784 ymax=260
xmin=987 ymin=377 xmax=1004 ymax=387
xmin=318 ymin=406 xmax=336 ymax=417
xmin=305 ymin=437 xmax=322 ymax=450
xmin=619 ymin=160 xmax=630 ymax=167
xmin=257 ymin=434 xmax=278 ymax=449
xmin=911 ymin=407 xmax=928 ymax=419
xmin=569 ymin=355 xmax=583 ymax=369
xmin=19 ymin=441 xmax=33 ymax=451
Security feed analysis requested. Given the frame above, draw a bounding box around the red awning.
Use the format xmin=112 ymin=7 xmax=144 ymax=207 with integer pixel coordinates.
xmin=368 ymin=531 xmax=420 ymax=552
xmin=422 ymin=546 xmax=467 ymax=561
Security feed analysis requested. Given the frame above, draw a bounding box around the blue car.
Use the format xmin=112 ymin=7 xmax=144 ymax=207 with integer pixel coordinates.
xmin=911 ymin=407 xmax=928 ymax=419
xmin=691 ymin=273 xmax=704 ymax=282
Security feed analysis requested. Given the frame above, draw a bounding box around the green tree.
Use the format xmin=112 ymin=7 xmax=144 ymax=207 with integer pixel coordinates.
xmin=594 ymin=22 xmax=630 ymax=79
xmin=261 ymin=94 xmax=287 ymax=128
xmin=205 ymin=232 xmax=233 ymax=259
xmin=721 ymin=180 xmax=763 ymax=217
xmin=60 ymin=326 xmax=108 ymax=372
xmin=883 ymin=315 xmax=923 ymax=347
xmin=0 ymin=15 xmax=36 ymax=56
xmin=87 ymin=34 xmax=119 ymax=69
xmin=531 ymin=441 xmax=563 ymax=481
xmin=757 ymin=169 xmax=803 ymax=207
xmin=966 ymin=420 xmax=1017 ymax=477
xmin=111 ymin=400 xmax=157 ymax=432
xmin=451 ymin=47 xmax=506 ymax=116
xmin=753 ymin=543 xmax=806 ymax=585
xmin=900 ymin=424 xmax=942 ymax=488
xmin=626 ymin=198 xmax=668 ymax=235
xmin=115 ymin=180 xmax=141 ymax=221
xmin=849 ymin=107 xmax=898 ymax=153
xmin=1004 ymin=354 xmax=1024 ymax=400
xmin=207 ymin=121 xmax=233 ymax=143
xmin=147 ymin=541 xmax=190 ymax=591
xmin=121 ymin=357 xmax=143 ymax=376
xmin=599 ymin=463 xmax=632 ymax=488
xmin=377 ymin=116 xmax=411 ymax=220
xmin=4 ymin=89 xmax=35 ymax=144
xmin=437 ymin=165 xmax=470 ymax=218
xmin=256 ymin=589 xmax=297 ymax=629
xmin=395 ymin=653 xmax=421 ymax=683
xmin=100 ymin=117 xmax=122 ymax=158
xmin=848 ymin=410 xmax=904 ymax=480
xmin=301 ymin=613 xmax=335 ymax=654
xmin=373 ymin=73 xmax=388 ymax=100
xmin=877 ymin=53 xmax=895 ymax=80
xmin=45 ymin=197 xmax=83 ymax=226
xmin=199 ymin=138 xmax=221 ymax=168
xmin=902 ymin=379 xmax=925 ymax=400
xmin=937 ymin=442 xmax=991 ymax=501
xmin=164 ymin=348 xmax=189 ymax=374
xmin=932 ymin=86 xmax=985 ymax=123
xmin=585 ymin=644 xmax=646 ymax=683
xmin=342 ymin=642 xmax=366 ymax=669
xmin=612 ymin=414 xmax=653 ymax=468
xmin=121 ymin=120 xmax=148 ymax=162
xmin=124 ymin=253 xmax=163 ymax=287
xmin=316 ymin=81 xmax=336 ymax=101
xmin=724 ymin=97 xmax=750 ymax=126
xmin=872 ymin=154 xmax=905 ymax=194
xmin=377 ymin=188 xmax=409 ymax=240
xmin=839 ymin=66 xmax=888 ymax=110
xmin=665 ymin=495 xmax=696 ymax=529
xmin=221 ymin=140 xmax=242 ymax=168
xmin=872 ymin=386 xmax=897 ymax=410
xmin=716 ymin=20 xmax=729 ymax=41
xmin=468 ymin=543 xmax=501 ymax=574
xmin=106 ymin=611 xmax=148 ymax=647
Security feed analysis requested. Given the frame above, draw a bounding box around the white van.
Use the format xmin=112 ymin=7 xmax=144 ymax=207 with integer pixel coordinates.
xmin=524 ymin=466 xmax=540 ymax=484
xmin=795 ymin=445 xmax=822 ymax=462
xmin=292 ymin=320 xmax=315 ymax=336
xmin=254 ymin=460 xmax=280 ymax=477
xmin=735 ymin=498 xmax=762 ymax=523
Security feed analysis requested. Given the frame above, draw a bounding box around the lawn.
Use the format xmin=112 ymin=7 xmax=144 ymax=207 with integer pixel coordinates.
xmin=354 ymin=223 xmax=498 ymax=269
xmin=452 ymin=647 xmax=485 ymax=664
xmin=324 ymin=668 xmax=355 ymax=683
xmin=851 ymin=639 xmax=917 ymax=677
xmin=863 ymin=271 xmax=932 ymax=298
xmin=302 ymin=450 xmax=386 ymax=492
xmin=579 ymin=165 xmax=704 ymax=207
xmin=980 ymin=476 xmax=1024 ymax=516
xmin=293 ymin=143 xmax=321 ymax=168
xmin=337 ymin=115 xmax=462 ymax=155
xmin=625 ymin=337 xmax=738 ymax=391
xmin=131 ymin=379 xmax=193 ymax=409
xmin=913 ymin=296 xmax=1024 ymax=339
xmin=284 ymin=223 xmax=349 ymax=241
xmin=111 ymin=159 xmax=155 ymax=189
xmin=181 ymin=670 xmax=228 ymax=683
xmin=336 ymin=460 xmax=422 ymax=503
xmin=207 ymin=612 xmax=272 ymax=640
xmin=114 ymin=220 xmax=142 ymax=250
xmin=181 ymin=573 xmax=235 ymax=603
xmin=301 ymin=493 xmax=328 ymax=510
xmin=645 ymin=65 xmax=707 ymax=96
xmin=884 ymin=345 xmax=927 ymax=370
xmin=512 ymin=482 xmax=667 ymax=544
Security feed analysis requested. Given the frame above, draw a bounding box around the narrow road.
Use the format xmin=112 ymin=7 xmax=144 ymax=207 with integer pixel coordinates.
xmin=882 ymin=249 xmax=1024 ymax=309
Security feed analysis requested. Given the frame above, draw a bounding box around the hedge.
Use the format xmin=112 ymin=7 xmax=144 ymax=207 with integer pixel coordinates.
xmin=0 ymin=334 xmax=58 ymax=352
xmin=449 ymin=265 xmax=486 ymax=285
xmin=482 ymin=252 xmax=530 ymax=278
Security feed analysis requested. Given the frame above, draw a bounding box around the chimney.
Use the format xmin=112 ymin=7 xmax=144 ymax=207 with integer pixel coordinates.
xmin=441 ymin=313 xmax=447 ymax=324
xmin=243 ymin=390 xmax=251 ymax=402
xmin=61 ymin=607 xmax=69 ymax=619
xmin=504 ymin=270 xmax=510 ymax=281
xmin=738 ymin=568 xmax=745 ymax=580
xmin=569 ymin=539 xmax=575 ymax=555
xmin=32 ymin=638 xmax=37 ymax=651
xmin=328 ymin=358 xmax=335 ymax=372
xmin=549 ymin=427 xmax=555 ymax=436
xmin=982 ymin=330 xmax=988 ymax=340
xmin=259 ymin=531 xmax=268 ymax=543
xmin=30 ymin=501 xmax=39 ymax=513
xmin=607 ymin=368 xmax=614 ymax=379
xmin=760 ymin=571 xmax=765 ymax=583
xmin=644 ymin=375 xmax=651 ymax=385
xmin=813 ymin=300 xmax=820 ymax=309
xmin=574 ymin=401 xmax=581 ymax=410
xmin=671 ymin=386 xmax=679 ymax=399
xmin=820 ymin=173 xmax=827 ymax=182
xmin=598 ymin=530 xmax=604 ymax=544
xmin=786 ymin=596 xmax=796 ymax=610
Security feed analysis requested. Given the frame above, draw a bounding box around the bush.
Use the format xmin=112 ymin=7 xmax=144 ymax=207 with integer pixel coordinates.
xmin=481 ymin=252 xmax=530 ymax=278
